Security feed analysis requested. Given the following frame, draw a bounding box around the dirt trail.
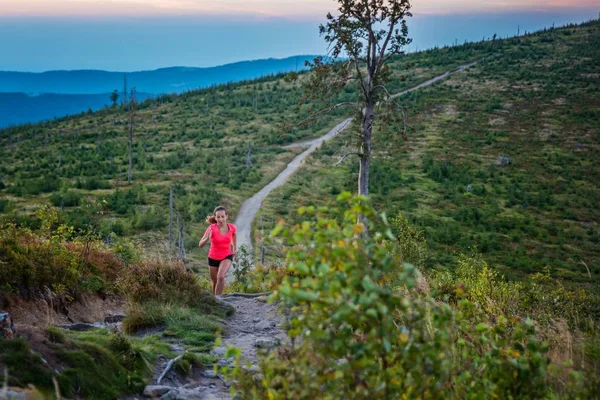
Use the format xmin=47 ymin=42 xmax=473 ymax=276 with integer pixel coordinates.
xmin=231 ymin=61 xmax=477 ymax=276
xmin=232 ymin=118 xmax=351 ymax=267
xmin=139 ymin=294 xmax=282 ymax=400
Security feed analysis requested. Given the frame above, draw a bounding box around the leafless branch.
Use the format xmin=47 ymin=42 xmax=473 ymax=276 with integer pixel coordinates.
xmin=295 ymin=102 xmax=358 ymax=128
xmin=376 ymin=17 xmax=399 ymax=76
xmin=373 ymin=84 xmax=409 ymax=137
xmin=157 ymin=354 xmax=184 ymax=384
xmin=335 ymin=152 xmax=361 ymax=166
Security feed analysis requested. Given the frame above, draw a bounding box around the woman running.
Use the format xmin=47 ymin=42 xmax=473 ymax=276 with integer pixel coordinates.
xmin=199 ymin=206 xmax=237 ymax=295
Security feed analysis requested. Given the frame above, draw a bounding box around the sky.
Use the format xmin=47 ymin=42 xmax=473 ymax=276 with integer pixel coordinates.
xmin=0 ymin=1 xmax=597 ymax=72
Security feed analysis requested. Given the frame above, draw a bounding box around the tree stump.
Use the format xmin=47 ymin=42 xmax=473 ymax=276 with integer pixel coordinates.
xmin=0 ymin=311 xmax=16 ymax=339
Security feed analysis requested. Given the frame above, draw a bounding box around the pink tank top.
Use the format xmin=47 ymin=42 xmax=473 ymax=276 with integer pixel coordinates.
xmin=207 ymin=223 xmax=236 ymax=259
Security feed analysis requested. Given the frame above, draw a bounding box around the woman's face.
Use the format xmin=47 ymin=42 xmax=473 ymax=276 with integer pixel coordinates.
xmin=215 ymin=210 xmax=227 ymax=224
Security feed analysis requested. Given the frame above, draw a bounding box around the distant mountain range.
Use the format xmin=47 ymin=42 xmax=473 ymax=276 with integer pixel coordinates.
xmin=0 ymin=55 xmax=316 ymax=128
xmin=0 ymin=92 xmax=155 ymax=128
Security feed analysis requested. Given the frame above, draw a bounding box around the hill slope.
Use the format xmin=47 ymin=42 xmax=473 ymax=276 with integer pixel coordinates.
xmin=256 ymin=20 xmax=600 ymax=289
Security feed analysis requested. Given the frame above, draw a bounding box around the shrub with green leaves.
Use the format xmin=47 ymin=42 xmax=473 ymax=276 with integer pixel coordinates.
xmin=225 ymin=194 xmax=582 ymax=399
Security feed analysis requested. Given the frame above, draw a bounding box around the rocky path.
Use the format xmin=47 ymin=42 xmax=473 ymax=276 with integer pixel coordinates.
xmin=139 ymin=293 xmax=283 ymax=400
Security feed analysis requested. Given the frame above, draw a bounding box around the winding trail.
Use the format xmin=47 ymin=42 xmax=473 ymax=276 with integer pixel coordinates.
xmin=233 ymin=118 xmax=351 ymax=259
xmin=232 ymin=61 xmax=477 ymax=273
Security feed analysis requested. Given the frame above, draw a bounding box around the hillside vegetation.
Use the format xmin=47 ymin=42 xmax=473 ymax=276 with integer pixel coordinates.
xmin=256 ymin=19 xmax=600 ymax=291
xmin=0 ymin=35 xmax=493 ymax=270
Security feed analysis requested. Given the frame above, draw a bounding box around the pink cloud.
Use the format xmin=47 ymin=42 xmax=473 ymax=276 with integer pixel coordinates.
xmin=1 ymin=0 xmax=596 ymax=18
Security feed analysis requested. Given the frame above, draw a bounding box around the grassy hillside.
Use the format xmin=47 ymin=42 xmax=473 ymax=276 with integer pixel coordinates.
xmin=0 ymin=36 xmax=497 ymax=270
xmin=0 ymin=72 xmax=341 ymax=268
xmin=255 ymin=20 xmax=600 ymax=291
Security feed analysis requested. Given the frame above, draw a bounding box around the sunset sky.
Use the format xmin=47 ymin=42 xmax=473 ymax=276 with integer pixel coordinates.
xmin=0 ymin=1 xmax=597 ymax=72
xmin=1 ymin=0 xmax=597 ymax=18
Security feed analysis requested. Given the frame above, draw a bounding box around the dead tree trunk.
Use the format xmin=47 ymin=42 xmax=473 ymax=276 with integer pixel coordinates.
xmin=246 ymin=143 xmax=252 ymax=169
xmin=169 ymin=186 xmax=174 ymax=251
xmin=127 ymin=88 xmax=136 ymax=184
xmin=358 ymin=102 xmax=374 ymax=196
xmin=176 ymin=210 xmax=185 ymax=266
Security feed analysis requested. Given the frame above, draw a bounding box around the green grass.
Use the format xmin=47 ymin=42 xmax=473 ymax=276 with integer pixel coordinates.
xmin=0 ymin=338 xmax=57 ymax=396
xmin=0 ymin=327 xmax=175 ymax=399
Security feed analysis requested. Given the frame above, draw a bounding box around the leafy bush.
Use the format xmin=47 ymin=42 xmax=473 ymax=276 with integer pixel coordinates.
xmin=131 ymin=206 xmax=166 ymax=230
xmin=109 ymin=185 xmax=147 ymax=215
xmin=225 ymin=194 xmax=570 ymax=399
xmin=0 ymin=222 xmax=125 ymax=297
xmin=8 ymin=175 xmax=61 ymax=196
xmin=0 ymin=198 xmax=13 ymax=213
xmin=50 ymin=190 xmax=82 ymax=207
xmin=119 ymin=261 xmax=226 ymax=316
xmin=390 ymin=212 xmax=428 ymax=269
xmin=76 ymin=177 xmax=110 ymax=191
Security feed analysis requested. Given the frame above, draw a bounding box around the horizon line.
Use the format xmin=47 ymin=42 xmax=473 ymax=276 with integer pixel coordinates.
xmin=1 ymin=5 xmax=598 ymax=19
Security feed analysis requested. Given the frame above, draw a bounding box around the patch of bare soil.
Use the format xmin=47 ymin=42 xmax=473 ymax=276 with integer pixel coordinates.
xmin=489 ymin=117 xmax=506 ymax=126
xmin=14 ymin=325 xmax=68 ymax=373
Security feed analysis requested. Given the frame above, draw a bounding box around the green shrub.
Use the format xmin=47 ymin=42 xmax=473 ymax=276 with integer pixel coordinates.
xmin=132 ymin=206 xmax=166 ymax=230
xmin=225 ymin=194 xmax=562 ymax=399
xmin=50 ymin=190 xmax=82 ymax=207
xmin=0 ymin=198 xmax=13 ymax=213
xmin=76 ymin=177 xmax=110 ymax=191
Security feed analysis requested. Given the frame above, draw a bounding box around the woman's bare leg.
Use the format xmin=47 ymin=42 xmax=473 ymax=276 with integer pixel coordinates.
xmin=210 ymin=266 xmax=218 ymax=295
xmin=215 ymin=259 xmax=232 ymax=295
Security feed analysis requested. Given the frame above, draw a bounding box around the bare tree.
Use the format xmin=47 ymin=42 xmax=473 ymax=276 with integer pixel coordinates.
xmin=169 ymin=185 xmax=174 ymax=251
xmin=175 ymin=209 xmax=186 ymax=266
xmin=127 ymin=88 xmax=136 ymax=184
xmin=305 ymin=0 xmax=412 ymax=196
xmin=246 ymin=143 xmax=253 ymax=169
xmin=122 ymin=74 xmax=128 ymax=106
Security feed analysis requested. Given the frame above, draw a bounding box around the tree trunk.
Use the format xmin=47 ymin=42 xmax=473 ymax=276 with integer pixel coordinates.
xmin=127 ymin=90 xmax=135 ymax=184
xmin=127 ymin=124 xmax=133 ymax=184
xmin=169 ymin=186 xmax=174 ymax=250
xmin=358 ymin=103 xmax=374 ymax=196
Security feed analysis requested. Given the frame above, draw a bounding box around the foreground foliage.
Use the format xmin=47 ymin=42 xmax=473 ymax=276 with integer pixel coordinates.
xmin=0 ymin=212 xmax=230 ymax=398
xmin=225 ymin=194 xmax=593 ymax=399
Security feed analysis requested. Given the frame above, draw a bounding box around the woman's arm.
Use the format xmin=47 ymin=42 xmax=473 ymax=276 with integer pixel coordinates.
xmin=198 ymin=227 xmax=211 ymax=248
xmin=231 ymin=231 xmax=237 ymax=259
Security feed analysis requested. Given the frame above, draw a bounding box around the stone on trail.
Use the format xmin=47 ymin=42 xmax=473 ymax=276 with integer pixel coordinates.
xmin=143 ymin=385 xmax=172 ymax=397
xmin=212 ymin=346 xmax=227 ymax=356
xmin=60 ymin=322 xmax=104 ymax=331
xmin=202 ymin=369 xmax=218 ymax=378
xmin=254 ymin=337 xmax=280 ymax=349
xmin=254 ymin=320 xmax=274 ymax=331
xmin=104 ymin=313 xmax=126 ymax=323
xmin=256 ymin=295 xmax=269 ymax=303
